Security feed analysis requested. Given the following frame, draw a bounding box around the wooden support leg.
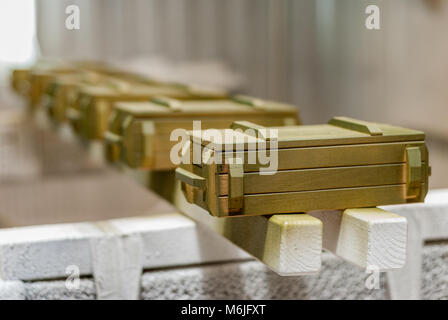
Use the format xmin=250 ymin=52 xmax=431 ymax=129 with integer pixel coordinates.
xmin=310 ymin=208 xmax=407 ymax=271
xmin=173 ymin=182 xmax=323 ymax=276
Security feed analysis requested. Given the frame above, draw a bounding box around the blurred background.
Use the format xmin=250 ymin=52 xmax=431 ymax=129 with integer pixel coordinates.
xmin=0 ymin=0 xmax=447 ymax=227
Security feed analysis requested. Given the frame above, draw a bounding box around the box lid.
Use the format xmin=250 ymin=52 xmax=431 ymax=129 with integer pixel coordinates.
xmin=189 ymin=117 xmax=425 ymax=150
xmin=77 ymin=81 xmax=227 ymax=100
xmin=113 ymin=95 xmax=298 ymax=118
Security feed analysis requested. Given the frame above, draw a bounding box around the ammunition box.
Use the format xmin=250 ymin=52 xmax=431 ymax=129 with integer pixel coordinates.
xmin=45 ymin=72 xmax=141 ymax=124
xmin=68 ymin=83 xmax=228 ymax=141
xmin=10 ymin=68 xmax=31 ymax=96
xmin=29 ymin=69 xmax=77 ymax=111
xmin=105 ymin=96 xmax=300 ymax=171
xmin=26 ymin=60 xmax=120 ymax=112
xmin=176 ymin=117 xmax=430 ymax=217
xmin=45 ymin=73 xmax=92 ymax=124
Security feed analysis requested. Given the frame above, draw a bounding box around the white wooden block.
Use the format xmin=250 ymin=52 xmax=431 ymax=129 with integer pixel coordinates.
xmin=173 ymin=182 xmax=323 ymax=276
xmin=310 ymin=208 xmax=407 ymax=271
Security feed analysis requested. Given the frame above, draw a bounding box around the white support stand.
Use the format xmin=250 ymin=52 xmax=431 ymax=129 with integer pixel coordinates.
xmin=383 ymin=189 xmax=448 ymax=300
xmin=0 ymin=213 xmax=249 ymax=299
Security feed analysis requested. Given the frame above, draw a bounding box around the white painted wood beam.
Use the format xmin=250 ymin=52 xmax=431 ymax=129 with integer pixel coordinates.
xmin=0 ymin=213 xmax=249 ymax=282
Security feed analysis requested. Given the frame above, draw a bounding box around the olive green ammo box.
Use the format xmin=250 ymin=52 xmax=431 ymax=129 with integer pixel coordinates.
xmin=11 ymin=68 xmax=30 ymax=96
xmin=25 ymin=61 xmax=111 ymax=111
xmin=45 ymin=71 xmax=162 ymax=125
xmin=67 ymin=83 xmax=228 ymax=141
xmin=10 ymin=60 xmax=71 ymax=101
xmin=176 ymin=117 xmax=430 ymax=217
xmin=105 ymin=96 xmax=300 ymax=171
xmin=29 ymin=69 xmax=79 ymax=111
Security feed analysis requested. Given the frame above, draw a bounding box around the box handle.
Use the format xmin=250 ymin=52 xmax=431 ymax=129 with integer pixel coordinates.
xmin=104 ymin=131 xmax=122 ymax=163
xmin=175 ymin=168 xmax=206 ymax=189
xmin=231 ymin=121 xmax=272 ymax=141
xmin=329 ymin=117 xmax=383 ymax=136
xmin=151 ymin=96 xmax=182 ymax=111
xmin=106 ymin=78 xmax=131 ymax=93
xmin=232 ymin=95 xmax=265 ymax=110
xmin=406 ymin=146 xmax=422 ymax=199
xmin=66 ymin=107 xmax=80 ymax=121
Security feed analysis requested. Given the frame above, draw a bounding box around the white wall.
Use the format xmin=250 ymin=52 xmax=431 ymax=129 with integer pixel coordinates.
xmin=33 ymin=0 xmax=448 ymax=133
